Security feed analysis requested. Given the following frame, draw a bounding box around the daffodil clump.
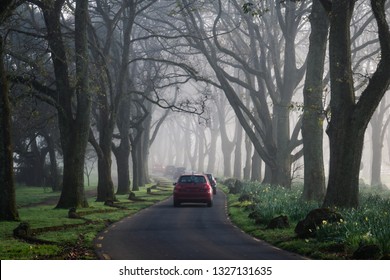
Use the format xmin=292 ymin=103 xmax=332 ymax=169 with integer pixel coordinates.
xmin=341 ymin=194 xmax=390 ymax=255
xmin=238 ymin=182 xmax=320 ymax=224
xmin=235 ymin=181 xmax=390 ymax=257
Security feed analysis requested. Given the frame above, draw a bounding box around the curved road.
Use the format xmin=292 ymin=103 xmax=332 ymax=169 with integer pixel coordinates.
xmin=94 ymin=190 xmax=305 ymax=260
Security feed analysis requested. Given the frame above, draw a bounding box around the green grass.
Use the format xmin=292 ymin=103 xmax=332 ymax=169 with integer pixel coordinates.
xmin=0 ymin=180 xmax=173 ymax=260
xmin=3 ymin=180 xmax=390 ymax=260
xmin=14 ymin=185 xmax=61 ymax=207
xmin=223 ymin=182 xmax=390 ymax=260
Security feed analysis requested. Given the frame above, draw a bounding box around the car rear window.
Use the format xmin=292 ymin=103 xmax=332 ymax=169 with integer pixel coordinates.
xmin=179 ymin=175 xmax=206 ymax=183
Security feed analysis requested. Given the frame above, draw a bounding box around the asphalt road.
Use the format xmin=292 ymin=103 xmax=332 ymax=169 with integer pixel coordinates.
xmin=94 ymin=190 xmax=305 ymax=260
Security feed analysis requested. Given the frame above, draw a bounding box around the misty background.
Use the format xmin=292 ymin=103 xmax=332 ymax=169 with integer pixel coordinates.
xmin=2 ymin=0 xmax=390 ymax=211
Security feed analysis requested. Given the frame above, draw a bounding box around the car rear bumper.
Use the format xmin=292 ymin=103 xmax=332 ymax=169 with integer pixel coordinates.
xmin=173 ymin=193 xmax=212 ymax=203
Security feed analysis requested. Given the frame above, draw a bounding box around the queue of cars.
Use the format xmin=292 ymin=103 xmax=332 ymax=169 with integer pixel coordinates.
xmin=157 ymin=165 xmax=218 ymax=207
xmin=172 ymin=173 xmax=217 ymax=207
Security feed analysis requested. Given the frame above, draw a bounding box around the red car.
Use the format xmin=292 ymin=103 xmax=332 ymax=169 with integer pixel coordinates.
xmin=173 ymin=174 xmax=213 ymax=207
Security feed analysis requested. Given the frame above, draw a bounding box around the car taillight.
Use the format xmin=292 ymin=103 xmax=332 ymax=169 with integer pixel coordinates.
xmin=202 ymin=184 xmax=211 ymax=193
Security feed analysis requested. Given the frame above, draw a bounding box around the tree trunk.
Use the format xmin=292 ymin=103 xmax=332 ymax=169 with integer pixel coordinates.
xmin=371 ymin=124 xmax=383 ymax=188
xmin=137 ymin=141 xmax=144 ymax=186
xmin=184 ymin=118 xmax=197 ymax=171
xmin=45 ymin=133 xmax=61 ymax=191
xmin=197 ymin=127 xmax=205 ymax=173
xmin=131 ymin=152 xmax=138 ymax=191
xmin=274 ymin=104 xmax=292 ymax=188
xmin=369 ymin=99 xmax=389 ymax=188
xmin=325 ymin=119 xmax=365 ymax=208
xmin=55 ymin=0 xmax=90 ymax=208
xmin=34 ymin=138 xmax=48 ymax=186
xmin=387 ymin=131 xmax=390 ymax=164
xmin=114 ymin=142 xmax=131 ymax=194
xmin=139 ymin=126 xmax=151 ymax=186
xmin=96 ymin=133 xmax=116 ymax=202
xmin=251 ymin=151 xmax=262 ymax=182
xmin=91 ymin=1 xmax=136 ymax=198
xmin=130 ymin=119 xmax=146 ymax=191
xmin=206 ymin=126 xmax=218 ymax=174
xmin=323 ymin=0 xmax=358 ymax=208
xmin=95 ymin=85 xmax=116 ymax=201
xmin=222 ymin=146 xmax=232 ymax=177
xmin=206 ymin=109 xmax=219 ymax=174
xmin=174 ymin=129 xmax=184 ymax=167
xmin=233 ymin=119 xmax=243 ymax=179
xmin=243 ymin=133 xmax=252 ymax=180
xmin=322 ymin=0 xmax=390 ymax=208
xmin=58 ymin=137 xmax=89 ymax=208
xmin=301 ymin=0 xmax=328 ymax=201
xmin=0 ymin=35 xmax=19 ymax=221
xmin=114 ymin=93 xmax=131 ymax=194
xmin=136 ymin=102 xmax=153 ymax=186
xmin=131 ymin=138 xmax=141 ymax=191
xmin=218 ymin=102 xmax=234 ymax=177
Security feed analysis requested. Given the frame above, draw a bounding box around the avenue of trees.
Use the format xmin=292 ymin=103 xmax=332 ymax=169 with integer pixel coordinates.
xmin=1 ymin=0 xmax=390 ymax=220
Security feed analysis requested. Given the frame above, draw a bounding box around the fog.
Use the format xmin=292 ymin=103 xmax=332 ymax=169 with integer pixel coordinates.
xmin=3 ymin=0 xmax=390 ymax=209
xmin=145 ymin=97 xmax=390 ymax=189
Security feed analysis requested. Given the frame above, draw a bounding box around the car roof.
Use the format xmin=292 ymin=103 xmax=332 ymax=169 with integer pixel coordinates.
xmin=180 ymin=174 xmax=205 ymax=177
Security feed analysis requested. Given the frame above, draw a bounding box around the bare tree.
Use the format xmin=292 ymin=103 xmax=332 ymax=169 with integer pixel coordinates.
xmin=87 ymin=0 xmax=140 ymax=202
xmin=6 ymin=0 xmax=91 ymax=208
xmin=321 ymin=0 xmax=390 ymax=208
xmin=159 ymin=0 xmax=308 ymax=187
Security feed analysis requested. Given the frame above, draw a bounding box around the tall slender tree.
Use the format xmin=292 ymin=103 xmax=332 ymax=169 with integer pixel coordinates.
xmin=233 ymin=118 xmax=243 ymax=179
xmin=4 ymin=0 xmax=91 ymax=208
xmin=88 ymin=0 xmax=138 ymax=202
xmin=369 ymin=97 xmax=390 ymax=188
xmin=0 ymin=0 xmax=20 ymax=221
xmin=301 ymin=0 xmax=328 ymax=201
xmin=216 ymin=93 xmax=235 ymax=177
xmin=55 ymin=0 xmax=90 ymax=208
xmin=24 ymin=0 xmax=92 ymax=208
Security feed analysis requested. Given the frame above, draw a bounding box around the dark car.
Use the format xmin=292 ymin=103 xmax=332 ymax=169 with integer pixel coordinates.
xmin=205 ymin=173 xmax=217 ymax=194
xmin=164 ymin=165 xmax=176 ymax=178
xmin=173 ymin=167 xmax=186 ymax=180
xmin=173 ymin=174 xmax=213 ymax=207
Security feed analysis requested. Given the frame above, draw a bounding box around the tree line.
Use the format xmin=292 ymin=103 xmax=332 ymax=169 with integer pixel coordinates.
xmin=1 ymin=0 xmax=390 ymax=221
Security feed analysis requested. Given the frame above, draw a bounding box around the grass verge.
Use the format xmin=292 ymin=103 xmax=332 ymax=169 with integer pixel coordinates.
xmin=223 ymin=182 xmax=390 ymax=260
xmin=4 ymin=179 xmax=389 ymax=260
